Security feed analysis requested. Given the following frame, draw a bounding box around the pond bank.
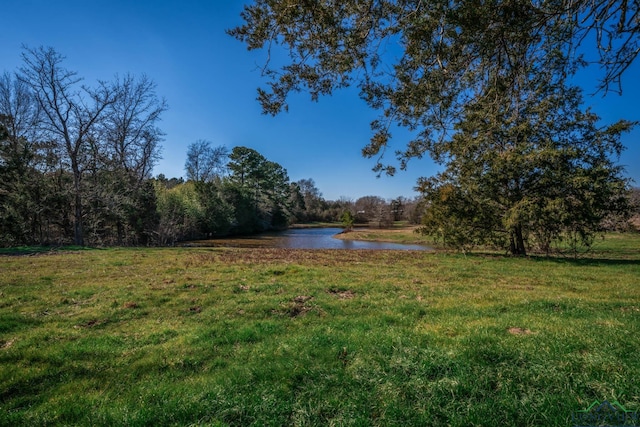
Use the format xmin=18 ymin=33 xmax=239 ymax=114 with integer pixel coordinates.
xmin=188 ymin=227 xmax=433 ymax=250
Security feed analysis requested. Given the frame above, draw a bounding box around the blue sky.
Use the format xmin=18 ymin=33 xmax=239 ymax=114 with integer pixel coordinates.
xmin=2 ymin=0 xmax=638 ymax=200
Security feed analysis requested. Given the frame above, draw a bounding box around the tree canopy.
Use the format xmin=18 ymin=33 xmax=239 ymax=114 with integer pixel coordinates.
xmin=229 ymin=0 xmax=638 ymax=172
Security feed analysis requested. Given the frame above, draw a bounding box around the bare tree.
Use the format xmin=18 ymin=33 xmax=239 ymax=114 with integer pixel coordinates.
xmin=185 ymin=139 xmax=228 ymax=182
xmin=355 ymin=195 xmax=388 ymax=226
xmin=19 ymin=46 xmax=118 ymax=245
xmin=101 ymin=74 xmax=167 ymax=182
xmin=0 ymin=72 xmax=43 ymax=150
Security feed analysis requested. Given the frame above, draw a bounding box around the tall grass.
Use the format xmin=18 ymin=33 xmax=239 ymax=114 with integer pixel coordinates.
xmin=1 ymin=235 xmax=639 ymax=425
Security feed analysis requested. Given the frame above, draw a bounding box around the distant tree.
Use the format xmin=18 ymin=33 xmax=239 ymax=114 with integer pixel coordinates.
xmin=87 ymin=73 xmax=166 ymax=245
xmin=227 ymin=146 xmax=264 ymax=189
xmin=155 ymin=174 xmax=184 ymax=190
xmin=102 ymin=74 xmax=166 ymax=183
xmin=390 ymin=198 xmax=405 ymax=222
xmin=0 ymin=120 xmax=7 ymax=150
xmin=0 ymin=72 xmax=43 ymax=147
xmin=185 ymin=139 xmax=228 ymax=182
xmin=288 ymin=181 xmax=306 ymax=222
xmin=154 ymin=180 xmax=202 ymax=244
xmin=355 ymin=196 xmax=387 ymax=225
xmin=193 ymin=181 xmax=234 ymax=236
xmin=296 ymin=178 xmax=326 ymax=222
xmin=629 ymin=187 xmax=640 ymax=231
xmin=220 ymin=181 xmax=262 ymax=234
xmin=340 ymin=210 xmax=354 ymax=231
xmin=407 ymin=196 xmax=425 ymax=225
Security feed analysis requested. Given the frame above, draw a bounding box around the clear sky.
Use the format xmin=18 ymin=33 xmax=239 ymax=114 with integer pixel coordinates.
xmin=2 ymin=0 xmax=638 ymax=200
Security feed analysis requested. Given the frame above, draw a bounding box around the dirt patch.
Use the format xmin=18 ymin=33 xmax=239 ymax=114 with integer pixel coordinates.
xmin=293 ymin=295 xmax=312 ymax=303
xmin=507 ymin=327 xmax=532 ymax=335
xmin=274 ymin=295 xmax=315 ymax=318
xmin=1 ymin=338 xmax=16 ymax=349
xmin=328 ymin=288 xmax=356 ymax=299
xmin=123 ymin=301 xmax=139 ymax=309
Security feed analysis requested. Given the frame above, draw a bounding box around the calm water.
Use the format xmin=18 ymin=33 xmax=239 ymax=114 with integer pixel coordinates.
xmin=192 ymin=227 xmax=432 ymax=250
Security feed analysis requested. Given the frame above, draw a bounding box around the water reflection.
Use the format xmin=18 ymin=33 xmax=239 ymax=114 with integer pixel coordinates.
xmin=191 ymin=228 xmax=432 ymax=251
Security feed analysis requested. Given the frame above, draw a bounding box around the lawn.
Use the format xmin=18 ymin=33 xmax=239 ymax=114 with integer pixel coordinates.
xmin=1 ymin=234 xmax=639 ymax=426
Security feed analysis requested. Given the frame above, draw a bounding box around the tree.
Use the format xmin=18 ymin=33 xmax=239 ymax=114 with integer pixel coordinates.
xmin=154 ymin=181 xmax=200 ymax=245
xmin=288 ymin=181 xmax=307 ymax=222
xmin=418 ymin=75 xmax=633 ymax=255
xmin=13 ymin=47 xmax=167 ymax=246
xmin=390 ymin=197 xmax=405 ymax=222
xmin=19 ymin=46 xmax=118 ymax=245
xmin=87 ymin=73 xmax=166 ymax=245
xmin=101 ymin=74 xmax=166 ymax=184
xmin=185 ymin=139 xmax=228 ymax=182
xmin=227 ymin=146 xmax=292 ymax=230
xmin=296 ymin=178 xmax=326 ymax=222
xmin=355 ymin=195 xmax=389 ymax=226
xmin=183 ymin=140 xmax=235 ymax=238
xmin=340 ymin=210 xmax=354 ymax=231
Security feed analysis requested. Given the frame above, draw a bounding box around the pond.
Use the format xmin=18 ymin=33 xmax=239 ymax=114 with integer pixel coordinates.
xmin=190 ymin=227 xmax=433 ymax=251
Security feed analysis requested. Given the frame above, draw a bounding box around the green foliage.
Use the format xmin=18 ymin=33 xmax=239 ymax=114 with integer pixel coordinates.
xmin=153 ymin=145 xmax=298 ymax=241
xmin=229 ymin=0 xmax=638 ymax=170
xmin=219 ymin=181 xmax=262 ymax=235
xmin=340 ymin=210 xmax=354 ymax=230
xmin=194 ymin=181 xmax=234 ymax=236
xmin=154 ymin=181 xmax=201 ymax=244
xmin=227 ymin=146 xmax=293 ymax=230
xmin=418 ymin=78 xmax=634 ymax=255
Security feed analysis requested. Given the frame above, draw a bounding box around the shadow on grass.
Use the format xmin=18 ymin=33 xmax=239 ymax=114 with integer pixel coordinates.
xmin=0 ymin=245 xmax=95 ymax=256
xmin=461 ymin=251 xmax=640 ymax=267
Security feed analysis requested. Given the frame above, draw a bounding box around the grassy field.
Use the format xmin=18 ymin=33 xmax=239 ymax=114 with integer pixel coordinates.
xmin=1 ymin=233 xmax=639 ymax=426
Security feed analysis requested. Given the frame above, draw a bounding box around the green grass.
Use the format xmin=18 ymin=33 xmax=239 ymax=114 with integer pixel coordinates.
xmin=1 ymin=235 xmax=639 ymax=426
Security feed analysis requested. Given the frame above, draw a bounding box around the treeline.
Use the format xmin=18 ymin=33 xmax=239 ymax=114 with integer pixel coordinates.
xmin=153 ymin=144 xmax=424 ymax=245
xmin=0 ymin=46 xmax=422 ymax=247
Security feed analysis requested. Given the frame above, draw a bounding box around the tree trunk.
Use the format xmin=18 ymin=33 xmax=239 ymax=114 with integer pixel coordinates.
xmin=72 ymin=170 xmax=84 ymax=246
xmin=509 ymin=225 xmax=527 ymax=256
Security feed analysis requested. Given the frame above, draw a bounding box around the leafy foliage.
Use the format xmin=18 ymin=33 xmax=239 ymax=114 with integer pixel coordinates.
xmin=230 ymin=0 xmax=639 ymax=170
xmin=227 ymin=146 xmax=293 ymax=230
xmin=418 ymin=80 xmax=633 ymax=255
